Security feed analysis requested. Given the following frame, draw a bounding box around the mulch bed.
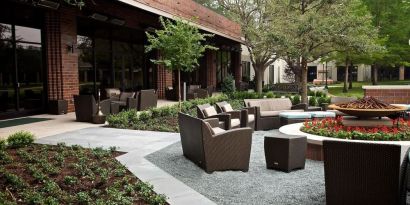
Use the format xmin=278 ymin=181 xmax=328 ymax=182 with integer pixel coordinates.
xmin=0 ymin=144 xmax=167 ymax=204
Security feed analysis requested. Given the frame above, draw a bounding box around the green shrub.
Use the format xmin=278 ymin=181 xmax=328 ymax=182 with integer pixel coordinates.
xmin=317 ymin=96 xmax=330 ymax=106
xmin=221 ymin=74 xmax=235 ymax=94
xmin=291 ymin=95 xmax=301 ymax=105
xmin=76 ymin=192 xmax=91 ymax=204
xmin=0 ymin=139 xmax=6 ymax=150
xmin=7 ymin=131 xmax=35 ymax=148
xmin=265 ymin=91 xmax=274 ymax=98
xmin=309 ymin=96 xmax=317 ymax=106
xmin=138 ymin=111 xmax=151 ymax=121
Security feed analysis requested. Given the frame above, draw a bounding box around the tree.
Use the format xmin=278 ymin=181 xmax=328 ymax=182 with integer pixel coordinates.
xmin=215 ymin=0 xmax=282 ymax=93
xmin=324 ymin=0 xmax=380 ymax=93
xmin=269 ymin=0 xmax=379 ymax=103
xmin=145 ymin=17 xmax=217 ymax=108
xmin=361 ymin=0 xmax=410 ymax=84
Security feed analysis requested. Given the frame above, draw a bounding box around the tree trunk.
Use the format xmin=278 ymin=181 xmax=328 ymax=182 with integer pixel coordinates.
xmin=371 ymin=64 xmax=378 ymax=85
xmin=255 ymin=67 xmax=264 ymax=93
xmin=349 ymin=62 xmax=353 ymax=89
xmin=178 ymin=68 xmax=181 ymax=110
xmin=301 ymin=57 xmax=308 ymax=104
xmin=343 ymin=57 xmax=349 ymax=93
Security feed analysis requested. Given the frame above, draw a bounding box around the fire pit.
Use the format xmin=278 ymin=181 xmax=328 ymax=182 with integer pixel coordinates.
xmin=328 ymin=97 xmax=407 ymax=118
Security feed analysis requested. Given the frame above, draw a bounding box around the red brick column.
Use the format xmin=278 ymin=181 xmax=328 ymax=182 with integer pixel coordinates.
xmin=156 ymin=65 xmax=173 ymax=99
xmin=45 ymin=7 xmax=79 ymax=112
xmin=231 ymin=51 xmax=241 ymax=89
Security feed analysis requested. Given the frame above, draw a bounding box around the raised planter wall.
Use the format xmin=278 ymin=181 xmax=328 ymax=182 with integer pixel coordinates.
xmin=363 ymin=85 xmax=410 ymax=104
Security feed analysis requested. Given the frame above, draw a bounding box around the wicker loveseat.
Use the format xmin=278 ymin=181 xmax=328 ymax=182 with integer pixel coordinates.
xmin=197 ymin=104 xmax=243 ymax=130
xmin=244 ymin=98 xmax=306 ymax=130
xmin=178 ymin=112 xmax=253 ymax=173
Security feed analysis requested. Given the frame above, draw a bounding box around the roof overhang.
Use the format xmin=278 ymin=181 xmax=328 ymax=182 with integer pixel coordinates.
xmin=117 ymin=0 xmax=243 ymax=43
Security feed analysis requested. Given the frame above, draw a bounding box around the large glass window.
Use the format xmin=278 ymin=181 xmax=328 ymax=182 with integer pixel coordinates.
xmin=0 ymin=23 xmax=43 ymax=113
xmin=216 ymin=50 xmax=231 ymax=88
xmin=241 ymin=61 xmax=251 ymax=82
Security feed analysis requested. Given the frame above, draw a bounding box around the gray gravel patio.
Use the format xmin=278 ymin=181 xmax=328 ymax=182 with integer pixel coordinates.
xmin=146 ymin=130 xmax=326 ymax=205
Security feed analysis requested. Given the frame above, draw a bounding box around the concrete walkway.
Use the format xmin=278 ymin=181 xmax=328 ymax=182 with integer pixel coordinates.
xmin=36 ymin=127 xmax=215 ymax=205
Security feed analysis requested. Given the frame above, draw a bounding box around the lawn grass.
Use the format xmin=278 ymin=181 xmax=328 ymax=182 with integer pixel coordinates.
xmin=0 ymin=143 xmax=167 ymax=205
xmin=327 ymin=80 xmax=410 ymax=98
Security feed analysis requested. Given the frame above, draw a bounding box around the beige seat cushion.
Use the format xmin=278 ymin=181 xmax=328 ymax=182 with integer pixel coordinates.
xmin=106 ymin=88 xmax=121 ymax=100
xmin=203 ymin=106 xmax=218 ymax=117
xmin=222 ymin=104 xmax=234 ymax=112
xmin=212 ymin=127 xmax=226 ymax=135
xmin=231 ymin=119 xmax=241 ymax=127
xmin=248 ymin=114 xmax=255 ymax=122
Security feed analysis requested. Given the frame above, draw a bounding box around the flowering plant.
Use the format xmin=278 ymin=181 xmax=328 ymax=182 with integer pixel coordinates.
xmin=301 ymin=117 xmax=410 ymax=141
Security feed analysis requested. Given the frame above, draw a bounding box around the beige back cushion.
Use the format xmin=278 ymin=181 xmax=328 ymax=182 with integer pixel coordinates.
xmin=248 ymin=99 xmax=292 ymax=111
xmin=106 ymin=88 xmax=121 ymax=100
xmin=222 ymin=104 xmax=233 ymax=112
xmin=203 ymin=106 xmax=217 ymax=117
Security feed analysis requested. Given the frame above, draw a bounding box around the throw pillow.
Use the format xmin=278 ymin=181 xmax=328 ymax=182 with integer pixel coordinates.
xmin=222 ymin=104 xmax=233 ymax=112
xmin=203 ymin=106 xmax=217 ymax=117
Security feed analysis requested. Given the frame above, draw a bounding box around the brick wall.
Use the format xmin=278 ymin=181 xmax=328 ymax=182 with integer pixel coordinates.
xmin=130 ymin=0 xmax=241 ymax=41
xmin=45 ymin=7 xmax=79 ymax=112
xmin=364 ymin=87 xmax=410 ymax=104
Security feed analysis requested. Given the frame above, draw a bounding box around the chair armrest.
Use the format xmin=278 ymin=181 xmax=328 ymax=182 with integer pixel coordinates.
xmin=206 ymin=114 xmax=231 ymax=130
xmin=291 ymin=103 xmax=307 ymax=111
xmin=127 ymin=97 xmax=138 ymax=109
xmin=242 ymin=107 xmax=256 ymax=115
xmin=187 ymin=93 xmax=197 ymax=100
xmin=213 ymin=127 xmax=253 ymax=139
xmin=204 ymin=118 xmax=220 ymax=128
xmin=99 ymin=99 xmax=111 ymax=115
xmin=224 ymin=110 xmax=241 ymax=119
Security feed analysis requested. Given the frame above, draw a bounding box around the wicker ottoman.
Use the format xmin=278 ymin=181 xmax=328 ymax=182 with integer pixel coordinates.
xmin=264 ymin=135 xmax=307 ymax=172
xmin=279 ymin=112 xmax=312 ymax=126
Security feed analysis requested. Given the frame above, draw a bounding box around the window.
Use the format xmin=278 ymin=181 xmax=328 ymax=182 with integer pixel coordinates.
xmin=241 ymin=61 xmax=251 ymax=82
xmin=216 ymin=50 xmax=231 ymax=87
xmin=269 ymin=65 xmax=275 ymax=84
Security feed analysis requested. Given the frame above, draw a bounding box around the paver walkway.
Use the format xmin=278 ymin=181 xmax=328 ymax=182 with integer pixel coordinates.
xmin=36 ymin=127 xmax=215 ymax=205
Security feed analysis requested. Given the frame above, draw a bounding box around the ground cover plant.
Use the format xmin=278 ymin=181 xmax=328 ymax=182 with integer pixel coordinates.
xmin=0 ymin=132 xmax=167 ymax=205
xmin=301 ymin=117 xmax=410 ymax=141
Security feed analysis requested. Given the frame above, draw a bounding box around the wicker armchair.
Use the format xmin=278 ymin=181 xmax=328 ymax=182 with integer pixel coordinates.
xmin=178 ymin=112 xmax=253 ymax=173
xmin=73 ymin=95 xmax=118 ymax=122
xmin=323 ymin=140 xmax=409 ymax=205
xmin=197 ymin=103 xmax=241 ymax=130
xmin=243 ymin=98 xmax=307 ymax=130
xmin=216 ymin=101 xmax=255 ymax=130
xmin=138 ymin=89 xmax=158 ymax=111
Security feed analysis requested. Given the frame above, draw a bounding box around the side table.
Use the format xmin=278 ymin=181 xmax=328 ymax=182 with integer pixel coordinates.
xmin=264 ymin=135 xmax=307 ymax=172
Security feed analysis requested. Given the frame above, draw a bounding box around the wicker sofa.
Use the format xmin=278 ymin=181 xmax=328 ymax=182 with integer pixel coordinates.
xmin=323 ymin=140 xmax=409 ymax=205
xmin=244 ymin=98 xmax=307 ymax=130
xmin=138 ymin=89 xmax=158 ymax=111
xmin=178 ymin=112 xmax=253 ymax=173
xmin=105 ymin=88 xmax=138 ymax=110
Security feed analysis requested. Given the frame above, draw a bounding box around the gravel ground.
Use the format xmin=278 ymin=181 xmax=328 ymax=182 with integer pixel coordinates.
xmin=146 ymin=130 xmax=326 ymax=205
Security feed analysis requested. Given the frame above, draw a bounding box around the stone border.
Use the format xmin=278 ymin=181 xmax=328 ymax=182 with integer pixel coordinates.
xmin=362 ymin=85 xmax=410 ymax=89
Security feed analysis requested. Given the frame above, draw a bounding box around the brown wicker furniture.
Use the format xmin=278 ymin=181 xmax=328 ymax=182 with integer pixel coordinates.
xmin=244 ymin=98 xmax=307 ymax=130
xmin=105 ymin=88 xmax=138 ymax=110
xmin=216 ymin=101 xmax=255 ymax=130
xmin=323 ymin=140 xmax=409 ymax=205
xmin=197 ymin=104 xmax=239 ymax=130
xmin=73 ymin=95 xmax=118 ymax=122
xmin=138 ymin=89 xmax=158 ymax=111
xmin=264 ymin=135 xmax=307 ymax=172
xmin=178 ymin=112 xmax=253 ymax=173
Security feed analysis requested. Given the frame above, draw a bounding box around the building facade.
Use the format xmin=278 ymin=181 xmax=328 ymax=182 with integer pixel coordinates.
xmin=0 ymin=0 xmax=242 ymax=119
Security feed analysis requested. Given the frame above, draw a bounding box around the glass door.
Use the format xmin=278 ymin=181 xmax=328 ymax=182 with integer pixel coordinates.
xmin=0 ymin=23 xmax=44 ymax=114
xmin=0 ymin=23 xmax=15 ymax=113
